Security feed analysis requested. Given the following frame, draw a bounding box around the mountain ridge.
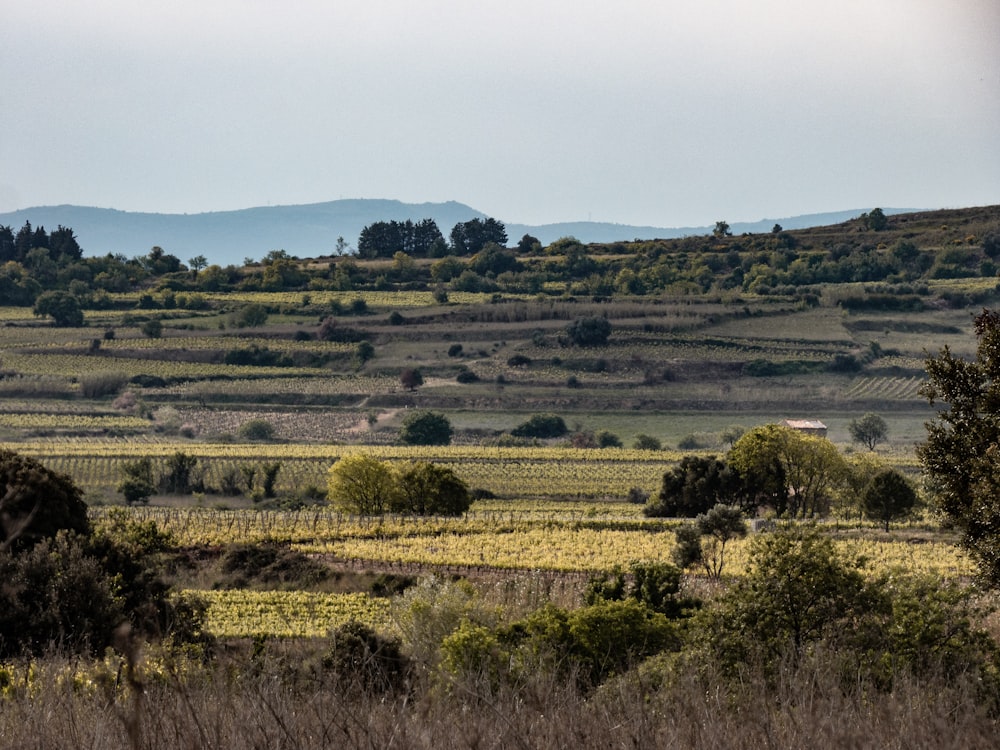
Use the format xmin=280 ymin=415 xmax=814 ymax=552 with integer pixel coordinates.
xmin=0 ymin=200 xmax=919 ymax=267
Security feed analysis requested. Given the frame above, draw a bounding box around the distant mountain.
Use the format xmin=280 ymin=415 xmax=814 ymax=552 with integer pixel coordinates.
xmin=0 ymin=200 xmax=916 ymax=267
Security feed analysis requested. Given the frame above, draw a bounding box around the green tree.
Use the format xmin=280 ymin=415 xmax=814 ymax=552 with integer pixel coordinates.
xmin=399 ymin=410 xmax=453 ymax=446
xmin=713 ymin=220 xmax=732 ymax=238
xmin=327 ymin=454 xmax=398 ymax=514
xmin=161 ymin=451 xmax=199 ymax=494
xmin=393 ymin=461 xmax=471 ymax=516
xmin=188 ymin=254 xmax=207 ymax=277
xmin=917 ymin=309 xmax=1000 ymax=586
xmin=399 ymin=367 xmax=424 ymax=391
xmin=33 ymin=290 xmax=83 ymax=326
xmin=696 ymin=503 xmax=748 ymax=578
xmin=863 ymin=468 xmax=917 ymax=531
xmin=645 ymin=455 xmax=747 ymax=518
xmin=0 ymin=450 xmax=90 ymax=551
xmin=849 ymin=412 xmax=889 ymax=450
xmin=355 ymin=340 xmax=375 ymax=367
xmin=511 ymin=413 xmax=568 ymax=439
xmin=698 ymin=526 xmax=880 ymax=673
xmin=118 ymin=457 xmax=156 ymax=505
xmin=728 ymin=425 xmax=847 ymax=518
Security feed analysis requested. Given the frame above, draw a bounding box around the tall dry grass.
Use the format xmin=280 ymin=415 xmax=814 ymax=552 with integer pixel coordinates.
xmin=2 ymin=645 xmax=995 ymax=750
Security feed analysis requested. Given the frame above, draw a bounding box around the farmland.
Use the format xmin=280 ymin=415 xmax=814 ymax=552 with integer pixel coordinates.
xmin=2 ymin=206 xmax=1000 ymax=746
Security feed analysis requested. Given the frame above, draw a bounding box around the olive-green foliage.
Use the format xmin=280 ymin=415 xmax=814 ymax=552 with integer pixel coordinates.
xmin=0 ymin=532 xmax=123 ymax=657
xmin=918 ymin=309 xmax=1000 ymax=587
xmin=441 ymin=600 xmax=681 ymax=690
xmin=399 ymin=410 xmax=453 ymax=446
xmin=696 ymin=504 xmax=748 ymax=578
xmin=565 ymin=316 xmax=612 ymax=347
xmin=633 ymin=434 xmax=662 ymax=451
xmin=728 ymin=425 xmax=847 ymax=518
xmin=392 ymin=461 xmax=471 ymax=516
xmin=0 ymin=450 xmax=90 ymax=550
xmin=160 ymin=451 xmax=199 ymax=494
xmin=645 ymin=455 xmax=747 ymax=518
xmin=694 ymin=525 xmax=1000 ymax=698
xmin=586 ymin=561 xmax=696 ymax=619
xmin=0 ymin=506 xmax=209 ymax=659
xmin=79 ymin=370 xmax=128 ymax=399
xmin=118 ymin=457 xmax=156 ymax=505
xmin=392 ymin=576 xmax=493 ymax=669
xmin=33 ymin=290 xmax=83 ymax=326
xmin=229 ymin=303 xmax=268 ymax=328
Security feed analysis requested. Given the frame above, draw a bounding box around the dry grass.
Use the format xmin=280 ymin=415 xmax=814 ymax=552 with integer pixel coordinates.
xmin=2 ymin=646 xmax=995 ymax=749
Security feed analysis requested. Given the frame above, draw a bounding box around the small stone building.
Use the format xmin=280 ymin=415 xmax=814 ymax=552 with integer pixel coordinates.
xmin=779 ymin=419 xmax=828 ymax=438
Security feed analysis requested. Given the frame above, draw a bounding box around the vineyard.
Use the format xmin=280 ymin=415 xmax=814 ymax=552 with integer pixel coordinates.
xmin=2 ymin=216 xmax=998 ymax=653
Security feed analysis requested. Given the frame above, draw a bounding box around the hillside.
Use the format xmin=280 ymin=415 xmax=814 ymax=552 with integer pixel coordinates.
xmin=0 ymin=199 xmax=922 ymax=267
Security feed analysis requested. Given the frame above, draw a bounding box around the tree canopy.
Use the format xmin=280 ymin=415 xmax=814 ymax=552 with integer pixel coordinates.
xmin=849 ymin=413 xmax=889 ymax=450
xmin=727 ymin=425 xmax=847 ymax=518
xmin=0 ymin=450 xmax=90 ymax=551
xmin=918 ymin=308 xmax=1000 ymax=586
xmin=399 ymin=411 xmax=453 ymax=446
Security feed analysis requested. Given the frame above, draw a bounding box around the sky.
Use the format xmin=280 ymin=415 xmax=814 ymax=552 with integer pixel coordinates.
xmin=2 ymin=1 xmax=998 ymax=228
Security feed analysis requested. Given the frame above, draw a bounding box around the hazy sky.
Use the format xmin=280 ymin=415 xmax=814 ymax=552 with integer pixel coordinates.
xmin=2 ymin=1 xmax=998 ymax=227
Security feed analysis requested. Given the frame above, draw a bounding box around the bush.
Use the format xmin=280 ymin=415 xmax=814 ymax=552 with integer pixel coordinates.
xmin=140 ymin=319 xmax=163 ymax=338
xmin=79 ymin=371 xmax=128 ymax=399
xmin=323 ymin=621 xmax=411 ymax=695
xmin=0 ymin=450 xmax=90 ymax=551
xmin=399 ymin=411 xmax=453 ymax=446
xmin=511 ymin=413 xmax=568 ymax=439
xmin=393 ymin=462 xmax=471 ymax=516
xmin=238 ymin=419 xmax=276 ymax=442
xmin=633 ymin=434 xmax=662 ymax=451
xmin=566 ymin=316 xmax=612 ymax=347
xmin=456 ymin=368 xmax=479 ymax=383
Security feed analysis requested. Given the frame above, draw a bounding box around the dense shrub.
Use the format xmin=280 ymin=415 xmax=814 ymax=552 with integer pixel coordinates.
xmin=565 ymin=317 xmax=612 ymax=347
xmin=323 ymin=621 xmax=412 ymax=696
xmin=511 ymin=413 xmax=568 ymax=439
xmin=0 ymin=450 xmax=90 ymax=550
xmin=399 ymin=411 xmax=453 ymax=446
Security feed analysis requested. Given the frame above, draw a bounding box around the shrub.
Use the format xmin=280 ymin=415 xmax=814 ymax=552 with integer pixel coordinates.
xmin=511 ymin=413 xmax=568 ymax=439
xmin=596 ymin=430 xmax=622 ymax=448
xmin=237 ymin=419 xmax=276 ymax=442
xmin=79 ymin=371 xmax=128 ymax=399
xmin=565 ymin=316 xmax=612 ymax=347
xmin=327 ymin=455 xmax=399 ymax=514
xmin=140 ymin=319 xmax=163 ymax=338
xmin=447 ymin=343 xmax=464 ymax=357
xmin=507 ymin=354 xmax=532 ymax=367
xmin=456 ymin=368 xmax=479 ymax=383
xmin=323 ymin=621 xmax=411 ymax=695
xmin=0 ymin=450 xmax=90 ymax=551
xmin=399 ymin=411 xmax=453 ymax=446
xmin=634 ymin=434 xmax=662 ymax=450
xmin=393 ymin=462 xmax=472 ymax=516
